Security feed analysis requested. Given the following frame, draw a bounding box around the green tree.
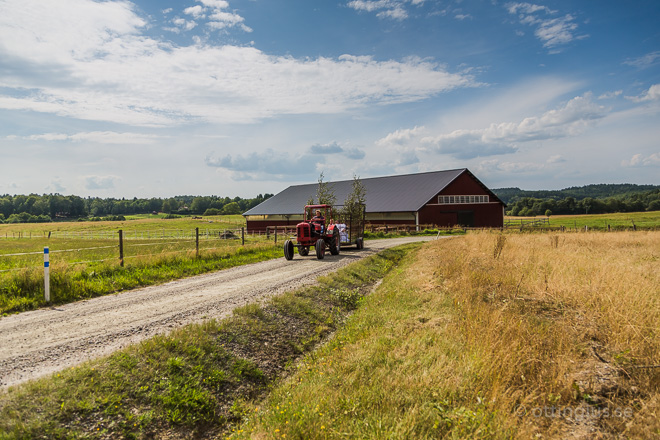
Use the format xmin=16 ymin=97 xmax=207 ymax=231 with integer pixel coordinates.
xmin=0 ymin=197 xmax=13 ymax=217
xmin=341 ymin=174 xmax=366 ymax=223
xmin=162 ymin=199 xmax=173 ymax=214
xmin=316 ymin=172 xmax=336 ymax=206
xmin=191 ymin=197 xmax=211 ymax=214
xmin=222 ymin=202 xmax=241 ymax=215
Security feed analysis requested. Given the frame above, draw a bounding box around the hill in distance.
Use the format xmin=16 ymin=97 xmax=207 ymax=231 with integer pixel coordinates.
xmin=493 ymin=183 xmax=660 ymax=205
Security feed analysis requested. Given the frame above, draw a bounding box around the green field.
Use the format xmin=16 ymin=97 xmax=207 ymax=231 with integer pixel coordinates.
xmin=506 ymin=210 xmax=660 ymax=230
xmin=0 ymin=214 xmax=246 ymax=238
xmin=0 ymin=215 xmax=278 ymax=315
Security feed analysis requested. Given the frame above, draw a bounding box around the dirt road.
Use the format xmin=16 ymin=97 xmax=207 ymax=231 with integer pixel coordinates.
xmin=0 ymin=236 xmax=436 ymax=389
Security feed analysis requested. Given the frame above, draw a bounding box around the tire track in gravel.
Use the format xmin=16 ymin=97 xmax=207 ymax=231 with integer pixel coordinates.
xmin=0 ymin=237 xmax=436 ymax=389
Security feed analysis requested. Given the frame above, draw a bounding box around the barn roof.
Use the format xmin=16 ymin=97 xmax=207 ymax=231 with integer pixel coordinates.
xmin=243 ymin=168 xmax=502 ymax=216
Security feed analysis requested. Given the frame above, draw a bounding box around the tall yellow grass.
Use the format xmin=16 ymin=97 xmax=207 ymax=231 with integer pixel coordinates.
xmin=428 ymin=231 xmax=659 ymax=438
xmin=232 ymin=232 xmax=658 ymax=439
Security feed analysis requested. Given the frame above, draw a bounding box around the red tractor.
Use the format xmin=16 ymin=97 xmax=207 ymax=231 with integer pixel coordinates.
xmin=283 ymin=204 xmax=365 ymax=260
xmin=283 ymin=204 xmax=341 ymax=260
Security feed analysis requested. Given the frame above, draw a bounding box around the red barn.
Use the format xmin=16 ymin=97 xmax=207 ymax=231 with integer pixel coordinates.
xmin=243 ymin=168 xmax=505 ymax=231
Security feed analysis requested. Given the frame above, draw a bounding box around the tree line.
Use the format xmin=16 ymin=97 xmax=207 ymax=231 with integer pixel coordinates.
xmin=0 ymin=194 xmax=273 ymax=224
xmin=494 ymin=183 xmax=660 ymax=205
xmin=503 ymin=189 xmax=660 ymax=217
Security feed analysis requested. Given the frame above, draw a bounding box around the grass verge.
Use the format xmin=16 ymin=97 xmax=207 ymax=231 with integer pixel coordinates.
xmin=231 ymin=231 xmax=659 ymax=439
xmin=0 ymin=243 xmax=420 ymax=439
xmin=0 ymin=243 xmax=280 ymax=315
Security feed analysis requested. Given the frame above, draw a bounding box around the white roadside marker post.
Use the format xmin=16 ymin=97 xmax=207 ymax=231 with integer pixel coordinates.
xmin=44 ymin=246 xmax=50 ymax=303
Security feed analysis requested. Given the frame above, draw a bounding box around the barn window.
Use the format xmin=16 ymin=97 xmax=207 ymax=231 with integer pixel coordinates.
xmin=438 ymin=195 xmax=490 ymax=204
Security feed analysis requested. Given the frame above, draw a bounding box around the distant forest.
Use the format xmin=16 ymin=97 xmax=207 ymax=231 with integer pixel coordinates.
xmin=0 ymin=194 xmax=273 ymax=224
xmin=493 ymin=184 xmax=660 ymax=216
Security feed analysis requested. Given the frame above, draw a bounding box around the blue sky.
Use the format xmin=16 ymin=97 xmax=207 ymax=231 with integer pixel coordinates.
xmin=0 ymin=0 xmax=658 ymax=198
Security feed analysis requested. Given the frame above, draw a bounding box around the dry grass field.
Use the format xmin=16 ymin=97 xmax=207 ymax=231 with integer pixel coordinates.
xmin=427 ymin=231 xmax=659 ymax=437
xmin=235 ymin=231 xmax=659 ymax=439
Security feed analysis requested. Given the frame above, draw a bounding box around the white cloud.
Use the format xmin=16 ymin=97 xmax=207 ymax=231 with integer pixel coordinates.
xmin=534 ymin=15 xmax=579 ymax=49
xmin=184 ymin=5 xmax=205 ymax=18
xmin=309 ymin=142 xmax=366 ymax=159
xmin=208 ymin=11 xmax=249 ymax=30
xmin=621 ymin=153 xmax=660 ymax=168
xmin=85 ymin=175 xmax=118 ymax=190
xmin=48 ymin=178 xmax=67 ymax=193
xmin=598 ymin=90 xmax=622 ymax=100
xmin=0 ymin=1 xmax=476 ymax=126
xmin=26 ymin=133 xmax=70 ymax=141
xmin=348 ymin=0 xmax=393 ymax=13
xmin=343 ymin=147 xmax=366 ymax=160
xmin=181 ymin=0 xmax=251 ymax=32
xmin=546 ymin=155 xmax=565 ymax=164
xmin=375 ymin=126 xmax=426 ymax=147
xmin=378 ymin=6 xmax=408 ymax=20
xmin=623 ymin=51 xmax=660 ymax=69
xmin=627 ymin=84 xmax=660 ymax=103
xmin=205 ymin=150 xmax=325 ymax=181
xmin=376 ymin=93 xmax=607 ymax=160
xmin=170 ymin=17 xmax=198 ymax=32
xmin=199 ymin=0 xmax=230 ymax=8
xmin=506 ymin=2 xmax=586 ymax=51
xmin=21 ymin=132 xmax=161 ymax=144
xmin=476 ymin=159 xmax=545 ymax=174
xmin=347 ymin=0 xmax=427 ymax=20
xmin=310 ymin=142 xmax=344 ymax=154
xmin=506 ymin=3 xmax=553 ymax=15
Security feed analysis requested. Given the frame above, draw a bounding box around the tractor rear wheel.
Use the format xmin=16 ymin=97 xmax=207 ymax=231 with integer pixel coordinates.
xmin=315 ymin=238 xmax=325 ymax=259
xmin=298 ymin=246 xmax=309 ymax=256
xmin=284 ymin=240 xmax=294 ymax=260
xmin=330 ymin=228 xmax=340 ymax=255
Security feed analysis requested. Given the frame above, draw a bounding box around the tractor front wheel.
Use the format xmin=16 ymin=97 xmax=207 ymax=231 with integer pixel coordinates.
xmin=298 ymin=246 xmax=309 ymax=256
xmin=356 ymin=237 xmax=364 ymax=250
xmin=315 ymin=238 xmax=325 ymax=260
xmin=284 ymin=240 xmax=294 ymax=260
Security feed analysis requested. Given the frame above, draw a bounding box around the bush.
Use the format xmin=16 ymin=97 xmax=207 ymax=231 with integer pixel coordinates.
xmin=203 ymin=208 xmax=221 ymax=216
xmin=6 ymin=213 xmax=51 ymax=223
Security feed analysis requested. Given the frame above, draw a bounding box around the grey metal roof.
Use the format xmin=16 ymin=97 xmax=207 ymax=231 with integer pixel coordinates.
xmin=243 ymin=168 xmax=500 ymax=216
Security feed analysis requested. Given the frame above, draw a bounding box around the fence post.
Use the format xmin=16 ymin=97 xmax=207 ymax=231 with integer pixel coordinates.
xmin=44 ymin=247 xmax=50 ymax=303
xmin=118 ymin=230 xmax=124 ymax=267
xmin=195 ymin=227 xmax=199 ymax=258
xmin=241 ymin=227 xmax=245 ymax=246
xmin=274 ymin=227 xmax=278 ymax=245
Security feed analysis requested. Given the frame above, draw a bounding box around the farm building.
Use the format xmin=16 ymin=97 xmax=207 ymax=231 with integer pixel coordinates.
xmin=242 ymin=168 xmax=505 ymax=231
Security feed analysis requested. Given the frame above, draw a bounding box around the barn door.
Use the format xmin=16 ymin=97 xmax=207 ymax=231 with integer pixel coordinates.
xmin=457 ymin=210 xmax=474 ymax=227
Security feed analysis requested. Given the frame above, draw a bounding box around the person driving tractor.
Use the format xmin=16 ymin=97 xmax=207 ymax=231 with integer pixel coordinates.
xmin=311 ymin=209 xmax=325 ymax=234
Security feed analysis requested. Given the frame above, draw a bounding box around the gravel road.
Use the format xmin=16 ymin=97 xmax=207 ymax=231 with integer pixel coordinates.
xmin=0 ymin=236 xmax=436 ymax=389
